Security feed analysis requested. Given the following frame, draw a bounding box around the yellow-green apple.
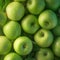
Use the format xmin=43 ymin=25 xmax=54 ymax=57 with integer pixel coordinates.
xmin=4 ymin=52 xmax=22 ymax=60
xmin=38 ymin=10 xmax=58 ymax=29
xmin=6 ymin=2 xmax=25 ymax=21
xmin=0 ymin=12 xmax=7 ymax=26
xmin=27 ymin=0 xmax=45 ymax=15
xmin=21 ymin=15 xmax=39 ymax=34
xmin=34 ymin=29 xmax=54 ymax=47
xmin=45 ymin=0 xmax=60 ymax=11
xmin=0 ymin=36 xmax=12 ymax=55
xmin=3 ymin=21 xmax=21 ymax=41
xmin=52 ymin=37 xmax=60 ymax=57
xmin=13 ymin=36 xmax=33 ymax=55
xmin=36 ymin=48 xmax=54 ymax=60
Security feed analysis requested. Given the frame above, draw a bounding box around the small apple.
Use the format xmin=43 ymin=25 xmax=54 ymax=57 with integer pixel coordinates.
xmin=6 ymin=2 xmax=25 ymax=21
xmin=45 ymin=0 xmax=60 ymax=11
xmin=52 ymin=37 xmax=60 ymax=57
xmin=0 ymin=12 xmax=7 ymax=26
xmin=21 ymin=15 xmax=39 ymax=34
xmin=34 ymin=29 xmax=54 ymax=47
xmin=13 ymin=36 xmax=33 ymax=55
xmin=36 ymin=48 xmax=54 ymax=60
xmin=0 ymin=36 xmax=12 ymax=55
xmin=38 ymin=10 xmax=58 ymax=29
xmin=3 ymin=21 xmax=21 ymax=41
xmin=27 ymin=0 xmax=45 ymax=15
xmin=4 ymin=52 xmax=22 ymax=60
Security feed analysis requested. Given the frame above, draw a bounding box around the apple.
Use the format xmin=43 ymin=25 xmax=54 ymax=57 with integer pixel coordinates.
xmin=0 ymin=36 xmax=12 ymax=55
xmin=21 ymin=15 xmax=39 ymax=34
xmin=13 ymin=36 xmax=33 ymax=55
xmin=45 ymin=0 xmax=60 ymax=11
xmin=34 ymin=29 xmax=54 ymax=47
xmin=36 ymin=48 xmax=54 ymax=60
xmin=38 ymin=10 xmax=58 ymax=29
xmin=3 ymin=21 xmax=21 ymax=41
xmin=27 ymin=0 xmax=45 ymax=15
xmin=6 ymin=2 xmax=25 ymax=21
xmin=52 ymin=37 xmax=60 ymax=57
xmin=4 ymin=52 xmax=22 ymax=60
xmin=0 ymin=12 xmax=7 ymax=26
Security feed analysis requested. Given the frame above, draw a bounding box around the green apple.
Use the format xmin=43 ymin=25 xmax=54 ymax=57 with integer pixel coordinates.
xmin=38 ymin=10 xmax=58 ymax=29
xmin=21 ymin=15 xmax=39 ymax=34
xmin=6 ymin=2 xmax=25 ymax=21
xmin=4 ymin=52 xmax=22 ymax=60
xmin=0 ymin=12 xmax=7 ymax=26
xmin=3 ymin=21 xmax=21 ymax=41
xmin=0 ymin=36 xmax=12 ymax=55
xmin=45 ymin=0 xmax=60 ymax=11
xmin=36 ymin=48 xmax=54 ymax=60
xmin=27 ymin=0 xmax=45 ymax=15
xmin=52 ymin=37 xmax=60 ymax=57
xmin=13 ymin=36 xmax=33 ymax=55
xmin=34 ymin=29 xmax=53 ymax=47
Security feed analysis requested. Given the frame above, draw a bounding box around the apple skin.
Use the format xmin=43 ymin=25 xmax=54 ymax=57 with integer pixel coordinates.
xmin=38 ymin=10 xmax=58 ymax=29
xmin=6 ymin=2 xmax=25 ymax=21
xmin=45 ymin=0 xmax=60 ymax=11
xmin=21 ymin=15 xmax=39 ymax=34
xmin=27 ymin=0 xmax=45 ymax=15
xmin=36 ymin=48 xmax=54 ymax=60
xmin=34 ymin=29 xmax=54 ymax=47
xmin=0 ymin=12 xmax=7 ymax=26
xmin=3 ymin=21 xmax=21 ymax=41
xmin=0 ymin=36 xmax=12 ymax=55
xmin=4 ymin=52 xmax=22 ymax=60
xmin=52 ymin=37 xmax=60 ymax=57
xmin=13 ymin=36 xmax=33 ymax=55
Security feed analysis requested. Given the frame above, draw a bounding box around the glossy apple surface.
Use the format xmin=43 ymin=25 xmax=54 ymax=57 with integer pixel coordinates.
xmin=34 ymin=29 xmax=54 ymax=47
xmin=52 ymin=37 xmax=60 ymax=57
xmin=27 ymin=0 xmax=45 ymax=15
xmin=36 ymin=48 xmax=54 ymax=60
xmin=0 ymin=36 xmax=12 ymax=55
xmin=21 ymin=15 xmax=39 ymax=34
xmin=3 ymin=21 xmax=21 ymax=40
xmin=6 ymin=2 xmax=25 ymax=21
xmin=38 ymin=10 xmax=57 ymax=29
xmin=0 ymin=12 xmax=7 ymax=26
xmin=45 ymin=0 xmax=60 ymax=11
xmin=4 ymin=53 xmax=22 ymax=60
xmin=13 ymin=36 xmax=33 ymax=55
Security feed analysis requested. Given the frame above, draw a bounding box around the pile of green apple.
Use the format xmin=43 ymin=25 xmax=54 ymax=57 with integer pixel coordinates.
xmin=0 ymin=0 xmax=60 ymax=60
